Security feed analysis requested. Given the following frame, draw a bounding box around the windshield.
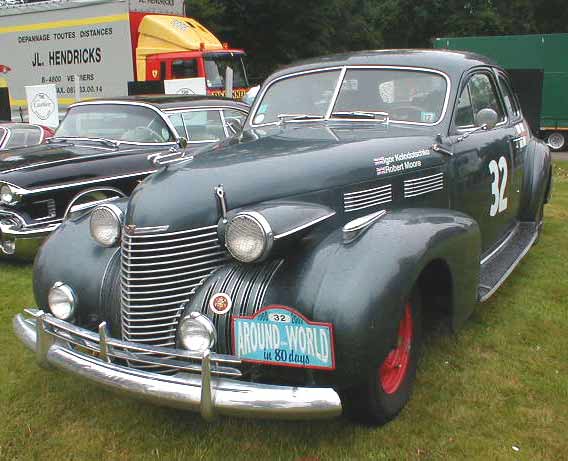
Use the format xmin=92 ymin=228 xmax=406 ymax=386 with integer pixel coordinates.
xmin=55 ymin=104 xmax=176 ymax=143
xmin=252 ymin=68 xmax=448 ymax=126
xmin=204 ymin=53 xmax=248 ymax=89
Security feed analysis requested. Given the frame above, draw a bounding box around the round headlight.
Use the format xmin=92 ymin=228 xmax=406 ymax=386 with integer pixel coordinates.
xmin=0 ymin=184 xmax=19 ymax=205
xmin=89 ymin=204 xmax=122 ymax=247
xmin=178 ymin=312 xmax=216 ymax=352
xmin=48 ymin=282 xmax=76 ymax=320
xmin=225 ymin=212 xmax=273 ymax=263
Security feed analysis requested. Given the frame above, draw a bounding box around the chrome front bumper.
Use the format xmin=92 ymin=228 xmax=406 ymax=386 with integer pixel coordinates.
xmin=13 ymin=309 xmax=342 ymax=420
xmin=0 ymin=217 xmax=59 ymax=259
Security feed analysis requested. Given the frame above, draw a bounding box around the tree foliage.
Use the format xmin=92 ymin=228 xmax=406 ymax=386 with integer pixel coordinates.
xmin=185 ymin=0 xmax=568 ymax=80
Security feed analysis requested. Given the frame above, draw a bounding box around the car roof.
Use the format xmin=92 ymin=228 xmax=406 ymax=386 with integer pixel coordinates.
xmin=71 ymin=95 xmax=249 ymax=111
xmin=268 ymin=49 xmax=501 ymax=81
xmin=0 ymin=122 xmax=42 ymax=130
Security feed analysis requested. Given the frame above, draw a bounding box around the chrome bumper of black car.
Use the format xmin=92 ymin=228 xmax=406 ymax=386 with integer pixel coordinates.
xmin=0 ymin=216 xmax=59 ymax=259
xmin=13 ymin=309 xmax=342 ymax=420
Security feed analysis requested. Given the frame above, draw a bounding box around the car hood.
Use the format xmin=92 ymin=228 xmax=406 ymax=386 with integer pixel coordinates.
xmin=127 ymin=122 xmax=444 ymax=230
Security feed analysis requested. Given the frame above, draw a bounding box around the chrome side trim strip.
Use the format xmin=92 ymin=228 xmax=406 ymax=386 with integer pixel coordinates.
xmin=404 ymin=172 xmax=444 ymax=183
xmin=343 ymin=209 xmax=387 ymax=243
xmin=343 ymin=183 xmax=391 ymax=197
xmin=273 ymin=211 xmax=336 ymax=240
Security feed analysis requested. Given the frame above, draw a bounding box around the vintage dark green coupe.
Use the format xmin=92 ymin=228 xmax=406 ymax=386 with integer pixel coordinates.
xmin=13 ymin=50 xmax=552 ymax=425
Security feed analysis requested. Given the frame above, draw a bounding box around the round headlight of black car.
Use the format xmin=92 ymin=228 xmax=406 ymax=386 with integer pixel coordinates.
xmin=89 ymin=204 xmax=123 ymax=247
xmin=48 ymin=281 xmax=77 ymax=320
xmin=225 ymin=212 xmax=273 ymax=263
xmin=0 ymin=184 xmax=20 ymax=205
xmin=178 ymin=312 xmax=216 ymax=352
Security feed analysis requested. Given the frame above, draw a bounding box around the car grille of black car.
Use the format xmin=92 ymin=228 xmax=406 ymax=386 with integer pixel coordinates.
xmin=120 ymin=224 xmax=229 ymax=366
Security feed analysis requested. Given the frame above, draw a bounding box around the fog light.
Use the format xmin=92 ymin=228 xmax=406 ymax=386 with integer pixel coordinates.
xmin=48 ymin=282 xmax=77 ymax=320
xmin=179 ymin=312 xmax=216 ymax=352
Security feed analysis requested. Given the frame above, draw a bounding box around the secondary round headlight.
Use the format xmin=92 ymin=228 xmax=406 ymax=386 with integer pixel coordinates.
xmin=89 ymin=204 xmax=122 ymax=247
xmin=178 ymin=312 xmax=216 ymax=352
xmin=225 ymin=212 xmax=273 ymax=263
xmin=48 ymin=282 xmax=76 ymax=320
xmin=0 ymin=184 xmax=19 ymax=205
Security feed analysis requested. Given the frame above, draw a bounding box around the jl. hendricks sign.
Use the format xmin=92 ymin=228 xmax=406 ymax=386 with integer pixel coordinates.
xmin=128 ymin=0 xmax=184 ymax=15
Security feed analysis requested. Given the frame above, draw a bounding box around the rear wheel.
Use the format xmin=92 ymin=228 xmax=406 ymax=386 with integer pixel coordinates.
xmin=546 ymin=131 xmax=565 ymax=151
xmin=344 ymin=290 xmax=422 ymax=425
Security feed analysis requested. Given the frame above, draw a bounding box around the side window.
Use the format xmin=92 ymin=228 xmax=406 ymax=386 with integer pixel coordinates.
xmin=172 ymin=59 xmax=198 ymax=79
xmin=468 ymin=73 xmax=506 ymax=124
xmin=223 ymin=109 xmax=247 ymax=126
xmin=497 ymin=76 xmax=521 ymax=119
xmin=455 ymin=85 xmax=474 ymax=127
xmin=5 ymin=128 xmax=41 ymax=148
xmin=168 ymin=113 xmax=187 ymax=138
xmin=182 ymin=110 xmax=224 ymax=142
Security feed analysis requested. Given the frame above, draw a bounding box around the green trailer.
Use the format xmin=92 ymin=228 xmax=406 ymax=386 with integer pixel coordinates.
xmin=434 ymin=34 xmax=568 ymax=150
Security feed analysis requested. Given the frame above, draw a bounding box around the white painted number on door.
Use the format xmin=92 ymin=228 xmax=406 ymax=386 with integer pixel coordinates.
xmin=489 ymin=156 xmax=509 ymax=216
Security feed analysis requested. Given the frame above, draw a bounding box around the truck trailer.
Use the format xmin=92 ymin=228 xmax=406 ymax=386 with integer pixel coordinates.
xmin=0 ymin=0 xmax=250 ymax=119
xmin=434 ymin=33 xmax=568 ymax=150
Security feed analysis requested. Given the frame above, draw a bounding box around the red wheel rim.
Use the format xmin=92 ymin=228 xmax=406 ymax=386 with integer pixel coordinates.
xmin=379 ymin=303 xmax=413 ymax=394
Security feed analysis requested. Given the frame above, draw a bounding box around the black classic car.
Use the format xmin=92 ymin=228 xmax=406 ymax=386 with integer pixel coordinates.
xmin=0 ymin=96 xmax=248 ymax=259
xmin=13 ymin=50 xmax=552 ymax=425
xmin=0 ymin=122 xmax=54 ymax=150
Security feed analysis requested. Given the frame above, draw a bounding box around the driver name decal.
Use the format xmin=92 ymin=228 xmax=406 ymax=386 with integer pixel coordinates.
xmin=374 ymin=148 xmax=430 ymax=176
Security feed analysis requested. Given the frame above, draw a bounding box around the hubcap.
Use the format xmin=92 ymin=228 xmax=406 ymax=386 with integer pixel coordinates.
xmin=379 ymin=304 xmax=413 ymax=394
xmin=547 ymin=132 xmax=565 ymax=150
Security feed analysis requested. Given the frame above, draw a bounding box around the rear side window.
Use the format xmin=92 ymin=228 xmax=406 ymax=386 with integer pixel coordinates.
xmin=5 ymin=127 xmax=41 ymax=148
xmin=497 ymin=75 xmax=521 ymax=119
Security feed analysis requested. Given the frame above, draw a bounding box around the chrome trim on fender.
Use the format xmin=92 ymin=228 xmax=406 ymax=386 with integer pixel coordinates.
xmin=273 ymin=211 xmax=336 ymax=240
xmin=343 ymin=209 xmax=387 ymax=243
xmin=13 ymin=310 xmax=342 ymax=420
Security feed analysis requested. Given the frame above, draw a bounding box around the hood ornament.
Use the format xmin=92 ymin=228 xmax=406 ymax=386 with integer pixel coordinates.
xmin=214 ymin=185 xmax=228 ymax=221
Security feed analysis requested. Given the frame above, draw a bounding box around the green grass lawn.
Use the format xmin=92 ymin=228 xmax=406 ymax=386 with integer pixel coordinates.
xmin=1 ymin=163 xmax=567 ymax=461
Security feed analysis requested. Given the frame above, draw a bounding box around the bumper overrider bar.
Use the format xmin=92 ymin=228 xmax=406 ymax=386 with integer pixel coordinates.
xmin=13 ymin=309 xmax=342 ymax=420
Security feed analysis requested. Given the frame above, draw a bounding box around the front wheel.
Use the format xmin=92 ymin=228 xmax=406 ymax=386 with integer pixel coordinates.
xmin=343 ymin=291 xmax=422 ymax=425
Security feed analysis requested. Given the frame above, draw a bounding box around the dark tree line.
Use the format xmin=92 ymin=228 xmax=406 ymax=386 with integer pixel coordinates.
xmin=186 ymin=0 xmax=568 ymax=81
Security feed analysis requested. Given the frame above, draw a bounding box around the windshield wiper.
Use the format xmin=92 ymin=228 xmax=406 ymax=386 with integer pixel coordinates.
xmin=277 ymin=113 xmax=324 ymax=123
xmin=331 ymin=111 xmax=390 ymax=122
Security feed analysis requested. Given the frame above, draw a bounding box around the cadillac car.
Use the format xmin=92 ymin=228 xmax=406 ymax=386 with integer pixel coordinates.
xmin=13 ymin=50 xmax=552 ymax=425
xmin=0 ymin=96 xmax=248 ymax=259
xmin=0 ymin=122 xmax=54 ymax=150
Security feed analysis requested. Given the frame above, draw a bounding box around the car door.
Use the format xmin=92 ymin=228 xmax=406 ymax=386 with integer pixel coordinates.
xmin=451 ymin=69 xmax=517 ymax=252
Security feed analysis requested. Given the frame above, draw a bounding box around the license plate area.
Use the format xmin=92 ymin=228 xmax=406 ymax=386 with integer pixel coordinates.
xmin=232 ymin=305 xmax=335 ymax=370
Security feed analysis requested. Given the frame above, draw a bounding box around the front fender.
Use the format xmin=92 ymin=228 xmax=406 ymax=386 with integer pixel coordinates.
xmin=32 ymin=199 xmax=127 ymax=327
xmin=190 ymin=208 xmax=480 ymax=385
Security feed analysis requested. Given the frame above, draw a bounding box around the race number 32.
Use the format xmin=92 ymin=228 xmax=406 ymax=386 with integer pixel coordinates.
xmin=489 ymin=156 xmax=508 ymax=216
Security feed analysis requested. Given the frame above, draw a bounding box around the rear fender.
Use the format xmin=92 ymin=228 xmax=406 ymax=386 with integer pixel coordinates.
xmin=520 ymin=139 xmax=552 ymax=220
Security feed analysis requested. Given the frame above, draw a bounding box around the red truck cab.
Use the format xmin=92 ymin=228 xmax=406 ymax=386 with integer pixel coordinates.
xmin=130 ymin=13 xmax=249 ymax=98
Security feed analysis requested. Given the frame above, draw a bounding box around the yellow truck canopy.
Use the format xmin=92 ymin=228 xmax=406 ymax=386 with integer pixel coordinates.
xmin=136 ymin=15 xmax=223 ymax=80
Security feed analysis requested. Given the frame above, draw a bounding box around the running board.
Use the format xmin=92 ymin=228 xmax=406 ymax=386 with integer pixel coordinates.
xmin=478 ymin=222 xmax=538 ymax=302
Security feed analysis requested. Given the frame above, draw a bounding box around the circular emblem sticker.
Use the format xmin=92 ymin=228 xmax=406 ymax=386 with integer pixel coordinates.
xmin=209 ymin=293 xmax=232 ymax=315
xmin=31 ymin=93 xmax=55 ymax=121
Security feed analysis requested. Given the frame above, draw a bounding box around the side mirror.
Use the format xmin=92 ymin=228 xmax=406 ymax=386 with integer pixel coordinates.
xmin=474 ymin=108 xmax=499 ymax=130
xmin=225 ymin=118 xmax=243 ymax=136
xmin=177 ymin=137 xmax=188 ymax=149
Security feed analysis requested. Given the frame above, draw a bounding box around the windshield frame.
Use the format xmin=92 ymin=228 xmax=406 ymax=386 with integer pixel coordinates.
xmin=249 ymin=65 xmax=451 ymax=128
xmin=0 ymin=127 xmax=8 ymax=148
xmin=54 ymin=101 xmax=180 ymax=146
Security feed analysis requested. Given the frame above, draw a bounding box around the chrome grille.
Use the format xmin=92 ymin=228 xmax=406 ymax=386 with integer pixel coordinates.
xmin=121 ymin=224 xmax=229 ymax=352
xmin=404 ymin=172 xmax=444 ymax=198
xmin=343 ymin=184 xmax=392 ymax=212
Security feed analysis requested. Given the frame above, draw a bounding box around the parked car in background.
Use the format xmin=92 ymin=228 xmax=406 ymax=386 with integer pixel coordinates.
xmin=0 ymin=122 xmax=54 ymax=150
xmin=0 ymin=95 xmax=248 ymax=259
xmin=14 ymin=50 xmax=551 ymax=425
